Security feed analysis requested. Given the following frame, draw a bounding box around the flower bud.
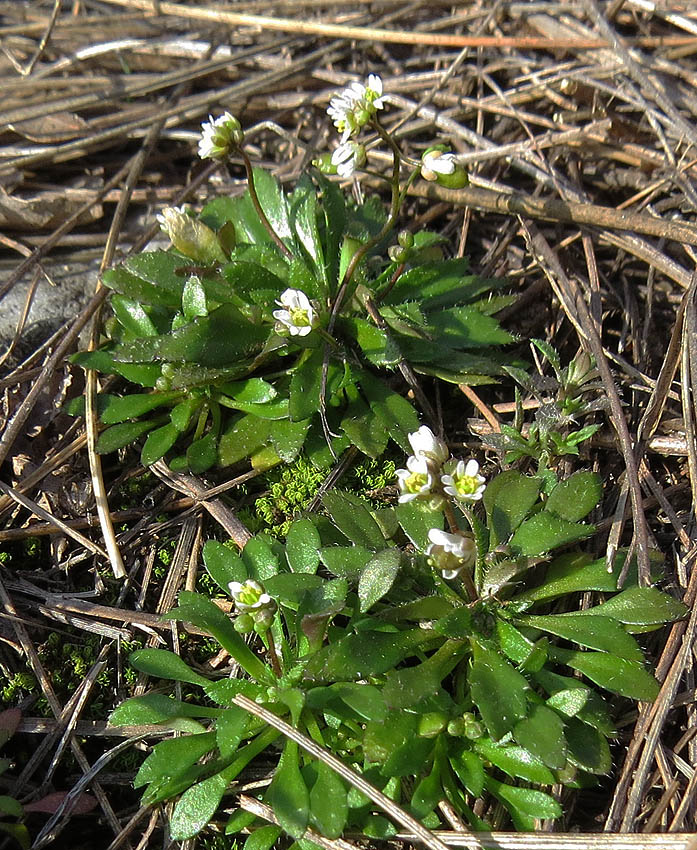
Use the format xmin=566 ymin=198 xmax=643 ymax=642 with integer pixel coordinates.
xmin=420 ymin=147 xmax=468 ymax=188
xmin=418 ymin=712 xmax=448 ymax=738
xmin=313 ymin=152 xmax=338 ymax=174
xmin=397 ymin=230 xmax=414 ymax=249
xmin=157 ymin=207 xmax=227 ymax=264
xmin=233 ymin=613 xmax=255 ymax=633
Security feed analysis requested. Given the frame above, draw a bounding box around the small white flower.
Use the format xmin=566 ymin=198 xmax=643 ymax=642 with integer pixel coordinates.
xmin=331 ymin=141 xmax=366 ymax=178
xmin=272 ymin=288 xmax=317 ymax=337
xmin=426 ymin=528 xmax=476 ymax=580
xmin=228 ymin=579 xmax=273 ymax=612
xmin=198 ymin=112 xmax=243 ymax=160
xmin=396 ymin=455 xmax=434 ymax=503
xmin=327 ymin=74 xmax=386 ymax=140
xmin=441 ymin=458 xmax=486 ymax=502
xmin=408 ymin=425 xmax=450 ymax=469
xmin=421 ymin=150 xmax=457 ymax=182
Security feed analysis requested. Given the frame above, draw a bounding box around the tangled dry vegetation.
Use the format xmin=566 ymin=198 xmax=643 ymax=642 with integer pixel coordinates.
xmin=1 ymin=1 xmax=697 ymax=848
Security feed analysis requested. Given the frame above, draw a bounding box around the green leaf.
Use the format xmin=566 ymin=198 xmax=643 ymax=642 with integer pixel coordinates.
xmin=221 ymin=260 xmax=286 ymax=305
xmin=97 ymin=416 xmax=162 ymax=452
xmin=0 ymin=796 xmax=23 ymax=818
xmin=511 ymin=553 xmax=619 ymax=605
xmin=485 ymin=776 xmax=561 ymax=827
xmin=545 ymin=471 xmax=602 ymax=522
xmin=433 ymin=607 xmax=475 ymax=639
xmin=513 ymin=704 xmax=566 ymax=769
xmin=243 ymin=826 xmax=283 ymax=850
xmin=103 ymin=264 xmax=182 ymax=309
xmin=384 ymin=260 xmax=500 ymax=310
xmin=263 ymin=574 xmax=325 ymax=609
xmin=341 ymin=397 xmax=389 ymax=458
xmin=285 ymin=519 xmax=320 ymax=574
xmin=186 ymin=432 xmax=218 ymax=473
xmin=289 ymin=175 xmax=326 ymax=285
xmin=519 ymin=613 xmax=643 ymax=661
xmin=170 ymin=398 xmax=201 ymax=432
xmin=332 ymin=683 xmax=387 ymax=722
xmin=141 ymin=423 xmax=179 ymax=466
xmin=322 ymin=490 xmax=385 ymax=550
xmin=100 ymin=392 xmax=179 ymax=425
xmin=166 ymin=592 xmax=273 ymax=683
xmin=109 ymin=694 xmax=223 ymax=726
xmin=358 ymin=370 xmax=421 ymax=452
xmin=216 ymin=706 xmax=248 ymax=759
xmin=426 ymin=305 xmax=514 ymax=349
xmin=534 ymin=670 xmax=614 ymax=735
xmin=395 ymin=501 xmax=443 ymax=551
xmin=495 ymin=619 xmax=536 ymax=665
xmin=308 ymin=762 xmax=347 ymax=839
xmin=289 ymin=349 xmax=323 ymax=422
xmin=129 ymin=648 xmax=210 ymax=687
xmin=510 ymin=513 xmax=594 ymax=557
xmin=319 ymin=545 xmax=373 ymax=577
xmin=156 ymin=304 xmax=268 ymax=367
xmin=182 ymin=274 xmax=208 ymax=320
xmin=564 ymin=716 xmax=612 ymax=774
xmin=483 ymin=471 xmax=541 ymax=548
xmin=548 ymin=646 xmax=659 ymax=701
xmin=343 ymin=317 xmax=400 ymax=367
xmin=222 ymin=378 xmax=277 ymax=404
xmin=304 ymin=628 xmax=431 ymax=680
xmin=242 ymin=536 xmax=281 ymax=581
xmin=410 ymin=762 xmax=442 ymax=820
xmin=382 ymin=641 xmax=465 ymax=711
xmin=270 ymin=418 xmax=310 ymax=463
xmin=267 ymin=740 xmax=309 ymax=839
xmin=111 ymin=294 xmax=159 ymax=337
xmin=251 ymin=167 xmax=295 ymax=250
xmin=0 ymin=822 xmax=30 ymax=850
xmin=134 ymin=733 xmax=216 ymax=789
xmin=170 ymin=771 xmax=228 ymax=840
xmin=225 ymin=810 xmax=257 ymax=835
xmin=358 ymin=549 xmax=401 ymax=612
xmin=473 ymin=738 xmax=555 ymax=785
xmin=218 ymin=414 xmax=270 ymax=467
xmin=592 ymin=586 xmax=687 ymax=628
xmin=203 ymin=541 xmax=248 ymax=593
xmin=469 ymin=640 xmax=529 ymax=740
xmin=449 ymin=748 xmax=485 ymax=797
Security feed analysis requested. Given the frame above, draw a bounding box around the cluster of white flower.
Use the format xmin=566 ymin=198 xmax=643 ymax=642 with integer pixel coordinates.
xmin=396 ymin=425 xmax=486 ymax=581
xmin=396 ymin=426 xmax=485 ymax=506
xmin=272 ymin=288 xmax=317 ymax=337
xmin=327 ymin=74 xmax=385 ymax=142
xmin=198 ymin=112 xmax=244 ymax=161
xmin=326 ymin=74 xmax=385 ymax=178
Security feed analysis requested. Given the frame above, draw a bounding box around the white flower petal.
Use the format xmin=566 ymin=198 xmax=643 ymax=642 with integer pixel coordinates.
xmin=464 ymin=458 xmax=481 ymax=477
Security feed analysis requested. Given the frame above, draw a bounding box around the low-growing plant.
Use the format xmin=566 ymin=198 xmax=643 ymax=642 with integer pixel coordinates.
xmin=484 ymin=340 xmax=606 ymax=479
xmin=110 ymin=425 xmax=686 ymax=842
xmin=70 ymin=76 xmax=515 ymax=473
